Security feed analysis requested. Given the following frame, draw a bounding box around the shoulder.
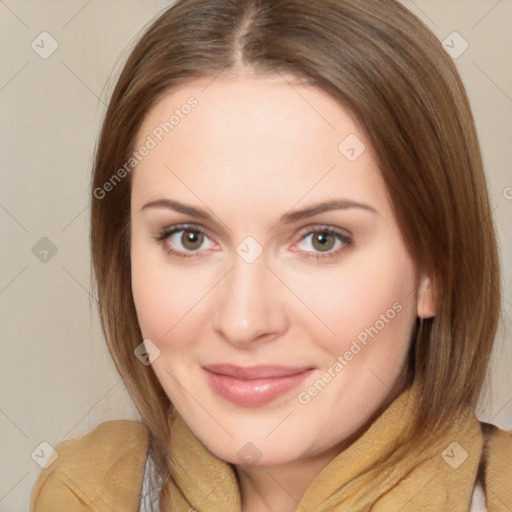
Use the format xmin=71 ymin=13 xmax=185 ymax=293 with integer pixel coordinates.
xmin=479 ymin=422 xmax=512 ymax=510
xmin=30 ymin=420 xmax=150 ymax=512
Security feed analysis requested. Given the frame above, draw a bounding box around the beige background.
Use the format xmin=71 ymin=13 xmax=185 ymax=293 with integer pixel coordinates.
xmin=0 ymin=1 xmax=510 ymax=510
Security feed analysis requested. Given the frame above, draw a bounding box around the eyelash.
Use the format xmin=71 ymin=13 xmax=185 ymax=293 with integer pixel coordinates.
xmin=153 ymin=223 xmax=354 ymax=262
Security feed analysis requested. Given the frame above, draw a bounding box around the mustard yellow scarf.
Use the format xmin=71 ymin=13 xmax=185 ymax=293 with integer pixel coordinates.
xmin=166 ymin=382 xmax=512 ymax=511
xmin=30 ymin=381 xmax=512 ymax=511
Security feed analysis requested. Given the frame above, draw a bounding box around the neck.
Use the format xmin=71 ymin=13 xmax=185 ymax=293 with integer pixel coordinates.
xmin=236 ymin=448 xmax=338 ymax=512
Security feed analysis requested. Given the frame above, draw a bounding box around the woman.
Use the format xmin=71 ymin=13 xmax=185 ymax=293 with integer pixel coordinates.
xmin=30 ymin=0 xmax=512 ymax=510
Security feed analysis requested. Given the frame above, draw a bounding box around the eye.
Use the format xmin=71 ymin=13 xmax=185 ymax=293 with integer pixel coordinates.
xmin=293 ymin=226 xmax=354 ymax=261
xmin=153 ymin=224 xmax=354 ymax=262
xmin=154 ymin=224 xmax=216 ymax=260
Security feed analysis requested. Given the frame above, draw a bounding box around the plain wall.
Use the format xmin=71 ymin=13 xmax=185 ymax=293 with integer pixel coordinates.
xmin=0 ymin=1 xmax=510 ymax=510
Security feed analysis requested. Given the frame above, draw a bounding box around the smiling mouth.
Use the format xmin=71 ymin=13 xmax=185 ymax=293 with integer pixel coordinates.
xmin=201 ymin=364 xmax=315 ymax=407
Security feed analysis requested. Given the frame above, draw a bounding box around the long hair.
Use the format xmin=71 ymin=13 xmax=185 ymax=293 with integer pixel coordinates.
xmin=90 ymin=0 xmax=501 ymax=507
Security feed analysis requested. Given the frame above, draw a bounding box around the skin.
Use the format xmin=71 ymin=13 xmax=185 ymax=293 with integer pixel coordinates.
xmin=130 ymin=72 xmax=436 ymax=512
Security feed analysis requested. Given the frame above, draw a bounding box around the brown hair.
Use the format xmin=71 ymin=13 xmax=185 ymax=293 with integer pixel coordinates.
xmin=90 ymin=0 xmax=501 ymax=506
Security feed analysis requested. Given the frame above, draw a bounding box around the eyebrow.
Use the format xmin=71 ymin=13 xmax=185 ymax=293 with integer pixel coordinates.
xmin=140 ymin=198 xmax=377 ymax=225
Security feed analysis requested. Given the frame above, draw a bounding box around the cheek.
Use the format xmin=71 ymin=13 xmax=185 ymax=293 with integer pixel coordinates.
xmin=291 ymin=241 xmax=418 ymax=361
xmin=130 ymin=236 xmax=205 ymax=345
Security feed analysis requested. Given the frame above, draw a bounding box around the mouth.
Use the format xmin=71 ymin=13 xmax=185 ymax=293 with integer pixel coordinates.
xmin=201 ymin=364 xmax=314 ymax=407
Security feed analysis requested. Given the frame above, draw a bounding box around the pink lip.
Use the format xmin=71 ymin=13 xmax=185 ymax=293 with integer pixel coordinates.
xmin=202 ymin=364 xmax=314 ymax=407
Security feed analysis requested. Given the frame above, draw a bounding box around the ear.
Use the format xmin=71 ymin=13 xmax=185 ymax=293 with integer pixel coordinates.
xmin=417 ymin=274 xmax=436 ymax=318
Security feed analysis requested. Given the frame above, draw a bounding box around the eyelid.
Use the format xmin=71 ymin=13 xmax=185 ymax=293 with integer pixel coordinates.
xmin=294 ymin=223 xmax=352 ymax=239
xmin=154 ymin=223 xmax=217 ymax=246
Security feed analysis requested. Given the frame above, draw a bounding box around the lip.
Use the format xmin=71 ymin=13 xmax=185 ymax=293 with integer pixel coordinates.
xmin=202 ymin=364 xmax=314 ymax=407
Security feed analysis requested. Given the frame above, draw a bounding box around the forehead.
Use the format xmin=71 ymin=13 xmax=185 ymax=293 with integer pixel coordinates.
xmin=131 ymin=74 xmax=388 ymax=220
xmin=138 ymin=73 xmax=343 ymax=127
xmin=135 ymin=73 xmax=365 ymax=160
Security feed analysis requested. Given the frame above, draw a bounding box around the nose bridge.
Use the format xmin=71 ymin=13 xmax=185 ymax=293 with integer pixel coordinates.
xmin=213 ymin=246 xmax=287 ymax=346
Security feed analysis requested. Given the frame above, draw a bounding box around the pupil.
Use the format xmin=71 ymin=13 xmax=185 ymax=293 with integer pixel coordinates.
xmin=183 ymin=230 xmax=202 ymax=250
xmin=314 ymin=233 xmax=333 ymax=251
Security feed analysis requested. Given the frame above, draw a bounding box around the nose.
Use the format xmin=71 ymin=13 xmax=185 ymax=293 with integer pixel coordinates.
xmin=212 ymin=250 xmax=289 ymax=349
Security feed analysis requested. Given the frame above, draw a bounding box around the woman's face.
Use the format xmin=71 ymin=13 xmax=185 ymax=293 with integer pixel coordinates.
xmin=130 ymin=74 xmax=433 ymax=466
